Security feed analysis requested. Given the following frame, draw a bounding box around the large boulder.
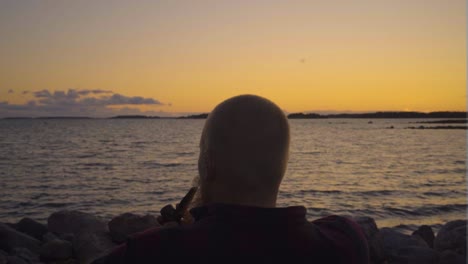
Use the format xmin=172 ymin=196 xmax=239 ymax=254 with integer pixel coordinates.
xmin=5 ymin=256 xmax=28 ymax=264
xmin=108 ymin=213 xmax=160 ymax=243
xmin=438 ymin=250 xmax=465 ymax=264
xmin=42 ymin=232 xmax=59 ymax=243
xmin=389 ymin=246 xmax=439 ymax=264
xmin=0 ymin=250 xmax=7 ymax=264
xmin=40 ymin=239 xmax=73 ymax=261
xmin=434 ymin=220 xmax=466 ymax=256
xmin=412 ymin=225 xmax=435 ymax=248
xmin=0 ymin=223 xmax=41 ymax=254
xmin=352 ymin=217 xmax=386 ymax=264
xmin=73 ymin=232 xmax=115 ymax=264
xmin=380 ymin=227 xmax=428 ymax=259
xmin=11 ymin=247 xmax=39 ymax=263
xmin=16 ymin=218 xmax=48 ymax=241
xmin=48 ymin=210 xmax=107 ymax=235
xmin=59 ymin=233 xmax=75 ymax=243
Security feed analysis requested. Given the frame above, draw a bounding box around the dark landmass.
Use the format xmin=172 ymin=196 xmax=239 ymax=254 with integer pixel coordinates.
xmin=3 ymin=117 xmax=34 ymax=119
xmin=287 ymin=111 xmax=467 ymax=119
xmin=111 ymin=115 xmax=161 ymax=119
xmin=288 ymin=113 xmax=323 ymax=119
xmin=37 ymin=116 xmax=93 ymax=119
xmin=406 ymin=126 xmax=467 ymax=130
xmin=177 ymin=113 xmax=209 ymax=119
xmin=413 ymin=120 xmax=467 ymax=124
xmin=3 ymin=116 xmax=93 ymax=119
xmin=2 ymin=111 xmax=466 ymax=120
xmin=2 ymin=116 xmax=94 ymax=120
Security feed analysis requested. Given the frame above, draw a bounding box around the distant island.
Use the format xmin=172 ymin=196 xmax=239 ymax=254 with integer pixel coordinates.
xmin=412 ymin=120 xmax=467 ymax=124
xmin=2 ymin=111 xmax=466 ymax=120
xmin=3 ymin=116 xmax=92 ymax=119
xmin=111 ymin=114 xmax=209 ymax=119
xmin=111 ymin=115 xmax=161 ymax=119
xmin=177 ymin=113 xmax=209 ymax=119
xmin=287 ymin=111 xmax=466 ymax=119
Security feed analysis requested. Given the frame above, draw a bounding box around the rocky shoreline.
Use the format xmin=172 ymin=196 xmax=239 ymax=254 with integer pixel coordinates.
xmin=0 ymin=210 xmax=466 ymax=264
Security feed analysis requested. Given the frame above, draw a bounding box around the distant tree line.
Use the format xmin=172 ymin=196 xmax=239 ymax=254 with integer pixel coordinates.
xmin=287 ymin=111 xmax=467 ymax=119
xmin=4 ymin=111 xmax=466 ymax=120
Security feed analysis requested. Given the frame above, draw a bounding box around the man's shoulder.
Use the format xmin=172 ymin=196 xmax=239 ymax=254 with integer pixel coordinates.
xmin=311 ymin=215 xmax=369 ymax=263
xmin=312 ymin=215 xmax=363 ymax=234
xmin=126 ymin=224 xmax=187 ymax=252
xmin=92 ymin=225 xmax=188 ymax=264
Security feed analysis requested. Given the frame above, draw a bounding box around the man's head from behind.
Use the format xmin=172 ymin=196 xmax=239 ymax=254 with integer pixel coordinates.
xmin=197 ymin=95 xmax=290 ymax=208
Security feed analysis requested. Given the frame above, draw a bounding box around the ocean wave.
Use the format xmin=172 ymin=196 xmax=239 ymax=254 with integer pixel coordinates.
xmin=354 ymin=190 xmax=397 ymax=196
xmin=176 ymin=152 xmax=196 ymax=156
xmin=429 ymin=168 xmax=466 ymax=174
xmin=299 ymin=189 xmax=397 ymax=196
xmin=144 ymin=190 xmax=165 ymax=195
xmin=141 ymin=161 xmax=185 ymax=168
xmin=423 ymin=190 xmax=461 ymax=197
xmin=385 ymin=204 xmax=467 ymax=217
xmin=390 ymin=224 xmax=420 ymax=234
xmin=40 ymin=202 xmax=74 ymax=208
xmin=297 ymin=151 xmax=321 ymax=155
xmin=76 ymin=153 xmax=98 ymax=158
xmin=30 ymin=193 xmax=50 ymax=200
xmin=299 ymin=189 xmax=342 ymax=194
xmin=77 ymin=162 xmax=113 ymax=167
xmin=96 ymin=186 xmax=120 ymax=191
xmin=17 ymin=201 xmax=34 ymax=207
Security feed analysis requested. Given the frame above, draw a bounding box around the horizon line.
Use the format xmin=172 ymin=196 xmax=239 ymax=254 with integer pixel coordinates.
xmin=1 ymin=110 xmax=466 ymax=120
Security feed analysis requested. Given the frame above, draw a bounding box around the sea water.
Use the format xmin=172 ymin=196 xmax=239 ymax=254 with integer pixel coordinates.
xmin=0 ymin=119 xmax=465 ymax=232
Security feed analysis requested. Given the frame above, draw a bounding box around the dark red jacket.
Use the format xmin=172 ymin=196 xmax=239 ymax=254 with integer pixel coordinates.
xmin=95 ymin=204 xmax=369 ymax=263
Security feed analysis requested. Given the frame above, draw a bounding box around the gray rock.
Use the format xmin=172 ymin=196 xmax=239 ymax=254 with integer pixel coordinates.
xmin=0 ymin=249 xmax=7 ymax=264
xmin=16 ymin=218 xmax=48 ymax=241
xmin=412 ymin=225 xmax=435 ymax=248
xmin=380 ymin=227 xmax=428 ymax=259
xmin=73 ymin=232 xmax=115 ymax=264
xmin=390 ymin=246 xmax=439 ymax=264
xmin=51 ymin=259 xmax=79 ymax=264
xmin=434 ymin=220 xmax=466 ymax=256
xmin=12 ymin=247 xmax=39 ymax=263
xmin=352 ymin=216 xmax=386 ymax=264
xmin=5 ymin=223 xmax=18 ymax=230
xmin=40 ymin=239 xmax=73 ymax=260
xmin=108 ymin=213 xmax=160 ymax=243
xmin=48 ymin=211 xmax=107 ymax=235
xmin=6 ymin=256 xmax=28 ymax=264
xmin=438 ymin=250 xmax=466 ymax=264
xmin=42 ymin=232 xmax=59 ymax=243
xmin=58 ymin=233 xmax=75 ymax=243
xmin=0 ymin=223 xmax=41 ymax=254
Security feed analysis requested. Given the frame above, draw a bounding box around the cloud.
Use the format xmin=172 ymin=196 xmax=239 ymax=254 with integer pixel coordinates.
xmin=0 ymin=89 xmax=166 ymax=118
xmin=33 ymin=89 xmax=51 ymax=98
xmin=76 ymin=89 xmax=112 ymax=96
xmin=8 ymin=89 xmax=14 ymax=94
xmin=105 ymin=94 xmax=161 ymax=105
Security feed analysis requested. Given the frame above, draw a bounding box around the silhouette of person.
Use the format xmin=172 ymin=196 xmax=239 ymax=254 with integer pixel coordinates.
xmin=94 ymin=94 xmax=369 ymax=263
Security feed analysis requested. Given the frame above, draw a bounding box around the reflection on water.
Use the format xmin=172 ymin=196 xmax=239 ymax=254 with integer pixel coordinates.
xmin=0 ymin=119 xmax=465 ymax=232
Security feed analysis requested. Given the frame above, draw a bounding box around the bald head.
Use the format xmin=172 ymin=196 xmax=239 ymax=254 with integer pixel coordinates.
xmin=197 ymin=95 xmax=290 ymax=207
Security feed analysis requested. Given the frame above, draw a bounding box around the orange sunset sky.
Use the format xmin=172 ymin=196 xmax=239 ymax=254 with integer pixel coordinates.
xmin=0 ymin=0 xmax=466 ymax=117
